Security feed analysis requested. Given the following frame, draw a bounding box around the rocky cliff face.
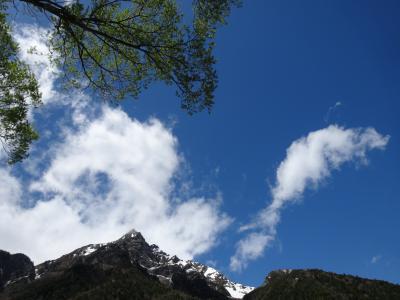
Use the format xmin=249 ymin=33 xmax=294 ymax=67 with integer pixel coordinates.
xmin=0 ymin=230 xmax=252 ymax=299
xmin=0 ymin=250 xmax=34 ymax=290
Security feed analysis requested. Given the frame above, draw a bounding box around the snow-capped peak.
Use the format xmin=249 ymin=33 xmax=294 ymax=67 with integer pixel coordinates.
xmin=38 ymin=229 xmax=254 ymax=299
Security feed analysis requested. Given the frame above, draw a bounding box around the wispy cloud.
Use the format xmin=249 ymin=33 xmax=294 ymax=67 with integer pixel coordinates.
xmin=230 ymin=233 xmax=273 ymax=272
xmin=230 ymin=125 xmax=389 ymax=272
xmin=324 ymin=101 xmax=342 ymax=123
xmin=371 ymin=255 xmax=382 ymax=264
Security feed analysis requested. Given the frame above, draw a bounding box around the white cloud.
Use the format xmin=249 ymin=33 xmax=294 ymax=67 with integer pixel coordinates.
xmin=0 ymin=24 xmax=231 ymax=264
xmin=13 ymin=24 xmax=58 ymax=105
xmin=0 ymin=106 xmax=231 ymax=264
xmin=0 ymin=168 xmax=22 ymax=206
xmin=13 ymin=23 xmax=95 ymax=128
xmin=231 ymin=125 xmax=389 ymax=271
xmin=271 ymin=126 xmax=388 ymax=209
xmin=230 ymin=233 xmax=273 ymax=272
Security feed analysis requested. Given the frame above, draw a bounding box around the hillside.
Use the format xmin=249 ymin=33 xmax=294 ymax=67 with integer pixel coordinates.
xmin=244 ymin=269 xmax=400 ymax=300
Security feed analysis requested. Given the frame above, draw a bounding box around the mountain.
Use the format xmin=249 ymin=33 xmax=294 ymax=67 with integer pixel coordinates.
xmin=243 ymin=269 xmax=400 ymax=300
xmin=0 ymin=250 xmax=35 ymax=290
xmin=2 ymin=231 xmax=400 ymax=300
xmin=0 ymin=230 xmax=252 ymax=300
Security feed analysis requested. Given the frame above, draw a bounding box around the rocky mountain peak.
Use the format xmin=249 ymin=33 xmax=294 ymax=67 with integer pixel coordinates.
xmin=111 ymin=229 xmax=255 ymax=298
xmin=118 ymin=229 xmax=143 ymax=241
xmin=4 ymin=229 xmax=253 ymax=299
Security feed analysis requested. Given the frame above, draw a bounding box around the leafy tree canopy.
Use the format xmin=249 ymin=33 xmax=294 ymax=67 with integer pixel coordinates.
xmin=0 ymin=0 xmax=240 ymax=163
xmin=0 ymin=4 xmax=41 ymax=164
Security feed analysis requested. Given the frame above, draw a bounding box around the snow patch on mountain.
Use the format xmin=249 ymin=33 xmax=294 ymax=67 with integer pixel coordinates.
xmin=141 ymin=243 xmax=254 ymax=298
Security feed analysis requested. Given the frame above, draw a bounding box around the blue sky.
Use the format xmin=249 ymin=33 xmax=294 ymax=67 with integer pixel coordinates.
xmin=1 ymin=0 xmax=399 ymax=288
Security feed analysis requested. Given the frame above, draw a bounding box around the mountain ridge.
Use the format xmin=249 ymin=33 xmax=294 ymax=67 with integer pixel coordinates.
xmin=1 ymin=230 xmax=400 ymax=299
xmin=243 ymin=268 xmax=400 ymax=300
xmin=1 ymin=229 xmax=252 ymax=299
